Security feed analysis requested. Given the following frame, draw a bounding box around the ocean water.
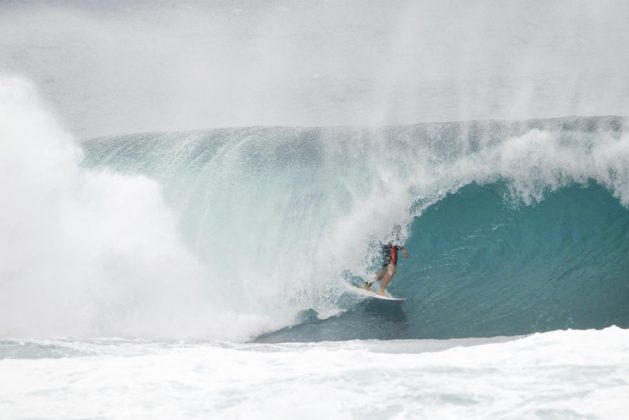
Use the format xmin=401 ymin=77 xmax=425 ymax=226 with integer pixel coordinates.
xmin=1 ymin=328 xmax=628 ymax=419
xmin=82 ymin=117 xmax=629 ymax=343
xmin=2 ymin=1 xmax=629 ymax=418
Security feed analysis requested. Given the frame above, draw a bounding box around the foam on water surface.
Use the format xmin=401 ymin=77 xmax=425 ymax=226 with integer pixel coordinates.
xmin=1 ymin=327 xmax=627 ymax=419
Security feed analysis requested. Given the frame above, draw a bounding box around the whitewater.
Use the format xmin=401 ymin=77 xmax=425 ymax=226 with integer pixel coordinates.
xmin=2 ymin=1 xmax=629 ymax=418
xmin=2 ymin=328 xmax=628 ymax=419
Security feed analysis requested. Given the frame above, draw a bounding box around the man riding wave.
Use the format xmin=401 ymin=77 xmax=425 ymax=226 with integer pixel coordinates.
xmin=363 ymin=225 xmax=409 ymax=296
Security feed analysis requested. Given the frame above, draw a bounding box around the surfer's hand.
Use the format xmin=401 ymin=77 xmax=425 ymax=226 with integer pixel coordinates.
xmin=402 ymin=249 xmax=409 ymax=259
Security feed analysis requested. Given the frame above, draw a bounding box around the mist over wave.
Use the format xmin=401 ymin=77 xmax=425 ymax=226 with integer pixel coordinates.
xmin=2 ymin=0 xmax=628 ymax=136
xmin=1 ymin=75 xmax=628 ymax=342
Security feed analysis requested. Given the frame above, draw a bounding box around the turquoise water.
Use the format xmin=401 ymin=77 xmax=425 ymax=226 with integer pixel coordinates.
xmin=261 ymin=182 xmax=629 ymax=341
xmin=83 ymin=116 xmax=629 ymax=342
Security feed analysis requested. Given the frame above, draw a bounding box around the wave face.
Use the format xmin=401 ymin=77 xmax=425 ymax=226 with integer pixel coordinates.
xmin=82 ymin=116 xmax=629 ymax=341
xmin=404 ymin=181 xmax=629 ymax=337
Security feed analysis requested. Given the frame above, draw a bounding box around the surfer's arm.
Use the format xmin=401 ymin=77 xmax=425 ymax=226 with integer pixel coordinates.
xmin=400 ymin=246 xmax=409 ymax=259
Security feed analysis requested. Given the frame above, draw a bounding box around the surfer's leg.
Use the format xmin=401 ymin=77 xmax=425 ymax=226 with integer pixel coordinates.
xmin=364 ymin=268 xmax=386 ymax=289
xmin=377 ymin=264 xmax=396 ymax=295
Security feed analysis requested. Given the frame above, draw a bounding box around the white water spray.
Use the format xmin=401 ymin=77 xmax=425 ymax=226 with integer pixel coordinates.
xmin=0 ymin=76 xmax=287 ymax=340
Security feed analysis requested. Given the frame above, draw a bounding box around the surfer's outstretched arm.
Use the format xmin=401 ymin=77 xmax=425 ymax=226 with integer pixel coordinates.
xmin=400 ymin=246 xmax=409 ymax=259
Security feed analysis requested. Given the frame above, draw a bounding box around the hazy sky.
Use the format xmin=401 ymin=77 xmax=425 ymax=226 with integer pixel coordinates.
xmin=1 ymin=0 xmax=628 ymax=137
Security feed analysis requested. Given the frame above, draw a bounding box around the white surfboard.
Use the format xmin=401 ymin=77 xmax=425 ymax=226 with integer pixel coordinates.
xmin=350 ymin=283 xmax=405 ymax=303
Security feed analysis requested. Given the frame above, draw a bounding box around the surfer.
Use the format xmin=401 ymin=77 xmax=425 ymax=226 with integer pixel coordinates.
xmin=364 ymin=226 xmax=409 ymax=296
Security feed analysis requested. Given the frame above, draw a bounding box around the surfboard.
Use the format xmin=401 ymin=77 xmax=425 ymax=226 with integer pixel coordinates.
xmin=350 ymin=283 xmax=405 ymax=303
